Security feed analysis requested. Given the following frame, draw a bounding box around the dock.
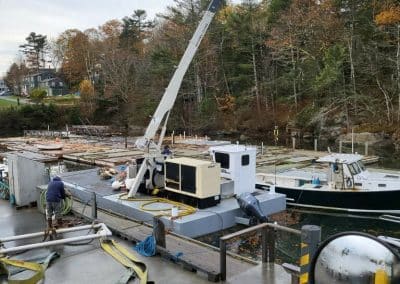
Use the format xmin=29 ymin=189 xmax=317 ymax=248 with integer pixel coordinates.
xmin=71 ymin=198 xmax=292 ymax=282
xmin=56 ymin=169 xmax=286 ymax=238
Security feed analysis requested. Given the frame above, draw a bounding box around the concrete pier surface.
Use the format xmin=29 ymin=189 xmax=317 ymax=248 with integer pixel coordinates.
xmin=0 ymin=200 xmax=292 ymax=283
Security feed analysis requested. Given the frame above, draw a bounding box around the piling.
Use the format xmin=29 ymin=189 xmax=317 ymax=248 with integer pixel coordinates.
xmin=292 ymin=137 xmax=296 ymax=150
xmin=91 ymin=191 xmax=97 ymax=219
xmin=314 ymin=139 xmax=317 ymax=152
xmin=365 ymin=141 xmax=368 ymax=156
xmin=153 ymin=216 xmax=166 ymax=248
xmin=299 ymin=225 xmax=321 ymax=284
xmin=351 ymin=128 xmax=354 ymax=153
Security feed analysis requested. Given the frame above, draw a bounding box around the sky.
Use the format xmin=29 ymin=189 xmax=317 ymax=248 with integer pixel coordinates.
xmin=1 ymin=0 xmax=242 ymax=77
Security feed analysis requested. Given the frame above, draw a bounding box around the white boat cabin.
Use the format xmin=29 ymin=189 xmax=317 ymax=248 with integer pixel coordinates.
xmin=257 ymin=153 xmax=400 ymax=191
xmin=317 ymin=153 xmax=400 ymax=191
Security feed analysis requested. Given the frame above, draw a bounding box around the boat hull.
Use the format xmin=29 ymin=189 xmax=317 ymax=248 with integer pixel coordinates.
xmin=256 ymin=184 xmax=400 ymax=214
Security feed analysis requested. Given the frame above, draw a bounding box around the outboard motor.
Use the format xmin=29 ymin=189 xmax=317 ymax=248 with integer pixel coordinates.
xmin=236 ymin=192 xmax=268 ymax=224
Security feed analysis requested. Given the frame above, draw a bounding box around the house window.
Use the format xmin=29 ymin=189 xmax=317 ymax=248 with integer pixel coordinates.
xmin=38 ymin=76 xmax=41 ymax=81
xmin=52 ymin=82 xmax=55 ymax=87
xmin=59 ymin=82 xmax=63 ymax=87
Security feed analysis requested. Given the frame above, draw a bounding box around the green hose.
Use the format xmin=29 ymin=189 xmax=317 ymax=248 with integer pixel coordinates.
xmin=38 ymin=189 xmax=73 ymax=215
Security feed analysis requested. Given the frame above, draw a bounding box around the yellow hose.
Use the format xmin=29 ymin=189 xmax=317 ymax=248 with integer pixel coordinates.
xmin=118 ymin=193 xmax=196 ymax=218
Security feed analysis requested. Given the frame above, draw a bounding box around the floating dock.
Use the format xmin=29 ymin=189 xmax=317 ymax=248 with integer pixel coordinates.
xmin=58 ymin=169 xmax=286 ymax=238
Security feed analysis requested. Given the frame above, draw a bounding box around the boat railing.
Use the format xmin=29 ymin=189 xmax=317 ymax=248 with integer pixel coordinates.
xmin=219 ymin=222 xmax=321 ymax=282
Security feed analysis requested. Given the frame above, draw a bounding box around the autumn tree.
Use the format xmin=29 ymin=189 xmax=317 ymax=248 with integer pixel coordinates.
xmin=79 ymin=79 xmax=96 ymax=118
xmin=4 ymin=62 xmax=29 ymax=96
xmin=55 ymin=29 xmax=98 ymax=89
xmin=375 ymin=4 xmax=400 ymax=123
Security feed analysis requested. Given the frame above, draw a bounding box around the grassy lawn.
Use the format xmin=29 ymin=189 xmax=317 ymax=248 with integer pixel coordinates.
xmin=0 ymin=98 xmax=18 ymax=108
xmin=43 ymin=94 xmax=80 ymax=106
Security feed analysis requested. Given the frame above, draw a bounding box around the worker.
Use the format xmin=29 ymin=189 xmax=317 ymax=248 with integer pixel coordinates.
xmin=161 ymin=145 xmax=172 ymax=156
xmin=46 ymin=176 xmax=66 ymax=229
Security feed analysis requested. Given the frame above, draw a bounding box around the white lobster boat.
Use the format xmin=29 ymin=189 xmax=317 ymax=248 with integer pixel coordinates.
xmin=256 ymin=153 xmax=400 ymax=214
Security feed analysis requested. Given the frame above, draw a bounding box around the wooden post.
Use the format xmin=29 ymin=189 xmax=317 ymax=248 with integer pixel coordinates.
xmin=365 ymin=141 xmax=368 ymax=156
xmin=339 ymin=140 xmax=342 ymax=153
xmin=91 ymin=191 xmax=97 ymax=219
xmin=314 ymin=139 xmax=317 ymax=152
xmin=183 ymin=131 xmax=186 ymax=139
xmin=292 ymin=137 xmax=296 ymax=150
xmin=267 ymin=226 xmax=276 ymax=263
xmin=220 ymin=239 xmax=227 ymax=281
xmin=153 ymin=216 xmax=166 ymax=248
xmin=261 ymin=142 xmax=264 ymax=155
xmin=351 ymin=128 xmax=354 ymax=154
xmin=300 ymin=225 xmax=321 ymax=284
xmin=261 ymin=226 xmax=268 ymax=263
xmin=171 ymin=131 xmax=175 ymax=145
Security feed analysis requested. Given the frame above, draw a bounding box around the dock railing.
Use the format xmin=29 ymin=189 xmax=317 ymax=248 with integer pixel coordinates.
xmin=219 ymin=222 xmax=321 ymax=283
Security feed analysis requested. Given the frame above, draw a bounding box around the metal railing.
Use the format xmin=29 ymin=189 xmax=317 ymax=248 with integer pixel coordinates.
xmin=219 ymin=222 xmax=321 ymax=283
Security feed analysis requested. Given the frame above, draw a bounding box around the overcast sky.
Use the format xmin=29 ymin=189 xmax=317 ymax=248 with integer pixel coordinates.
xmin=0 ymin=0 xmax=241 ymax=77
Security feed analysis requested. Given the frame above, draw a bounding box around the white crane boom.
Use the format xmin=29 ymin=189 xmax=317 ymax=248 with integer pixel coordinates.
xmin=129 ymin=0 xmax=222 ymax=197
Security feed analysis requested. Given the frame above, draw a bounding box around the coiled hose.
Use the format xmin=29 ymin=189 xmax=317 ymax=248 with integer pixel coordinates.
xmin=119 ymin=193 xmax=196 ymax=218
xmin=38 ymin=189 xmax=73 ymax=215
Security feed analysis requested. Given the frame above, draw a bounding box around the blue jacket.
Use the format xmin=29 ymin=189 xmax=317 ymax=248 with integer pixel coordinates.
xmin=46 ymin=176 xmax=66 ymax=202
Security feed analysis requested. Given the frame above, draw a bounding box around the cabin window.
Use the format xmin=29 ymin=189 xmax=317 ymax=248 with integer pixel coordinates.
xmin=215 ymin=152 xmax=230 ymax=169
xmin=357 ymin=161 xmax=366 ymax=171
xmin=241 ymin=155 xmax=249 ymax=166
xmin=349 ymin=163 xmax=361 ymax=175
xmin=378 ymin=184 xmax=386 ymax=187
xmin=348 ymin=163 xmax=357 ymax=175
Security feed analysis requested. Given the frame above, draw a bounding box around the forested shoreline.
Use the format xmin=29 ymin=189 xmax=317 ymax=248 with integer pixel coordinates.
xmin=3 ymin=0 xmax=400 ymax=142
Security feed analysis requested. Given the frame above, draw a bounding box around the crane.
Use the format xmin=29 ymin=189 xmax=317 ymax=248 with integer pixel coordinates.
xmin=128 ymin=0 xmax=222 ymax=197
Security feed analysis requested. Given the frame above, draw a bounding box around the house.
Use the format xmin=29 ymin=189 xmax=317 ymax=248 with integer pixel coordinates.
xmin=0 ymin=78 xmax=9 ymax=94
xmin=22 ymin=69 xmax=68 ymax=96
xmin=38 ymin=78 xmax=65 ymax=96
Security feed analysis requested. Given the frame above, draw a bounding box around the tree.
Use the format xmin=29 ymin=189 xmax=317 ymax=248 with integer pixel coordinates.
xmin=375 ymin=5 xmax=400 ymax=123
xmin=19 ymin=32 xmax=48 ymax=71
xmin=56 ymin=29 xmax=98 ymax=89
xmin=79 ymin=79 xmax=96 ymax=118
xmin=120 ymin=10 xmax=154 ymax=52
xmin=30 ymin=88 xmax=47 ymax=103
xmin=4 ymin=62 xmax=29 ymax=96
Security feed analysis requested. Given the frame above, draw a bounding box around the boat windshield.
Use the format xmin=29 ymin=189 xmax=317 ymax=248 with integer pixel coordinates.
xmin=357 ymin=160 xmax=366 ymax=171
xmin=348 ymin=162 xmax=362 ymax=175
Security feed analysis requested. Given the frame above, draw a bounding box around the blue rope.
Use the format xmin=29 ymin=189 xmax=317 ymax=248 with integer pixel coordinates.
xmin=172 ymin=252 xmax=183 ymax=262
xmin=134 ymin=235 xmax=156 ymax=257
